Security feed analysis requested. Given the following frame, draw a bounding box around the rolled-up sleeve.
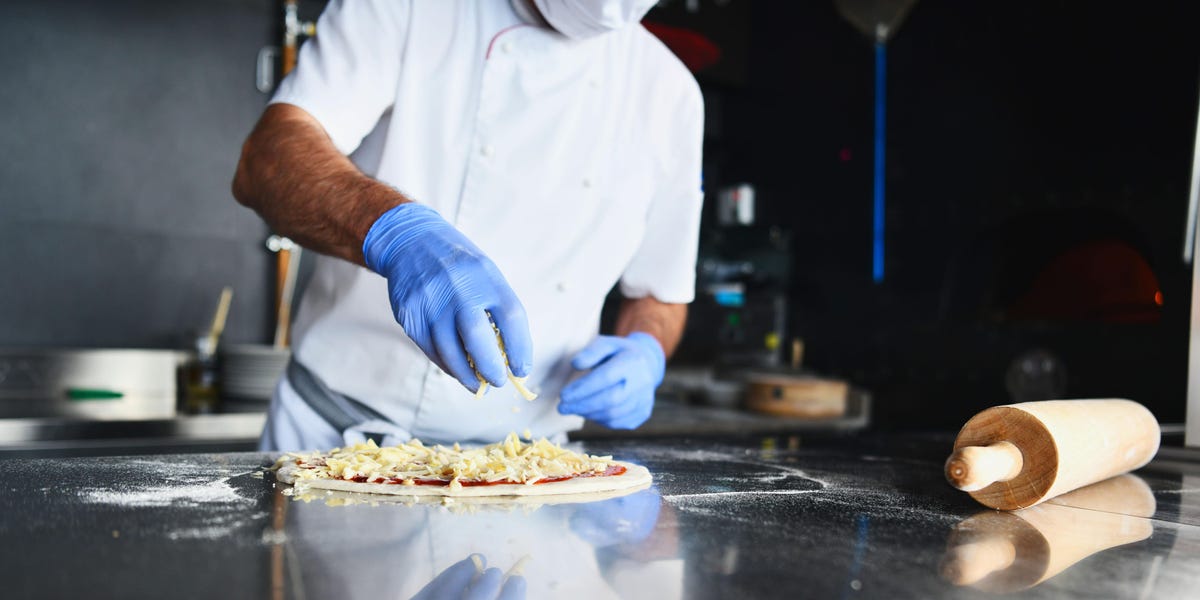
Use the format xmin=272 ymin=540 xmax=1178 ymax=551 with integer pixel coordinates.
xmin=270 ymin=0 xmax=408 ymax=155
xmin=619 ymin=81 xmax=705 ymax=304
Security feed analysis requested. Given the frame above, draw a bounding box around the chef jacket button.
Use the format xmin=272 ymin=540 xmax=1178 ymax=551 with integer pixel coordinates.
xmin=582 ymin=178 xmax=593 ymax=188
xmin=556 ymin=282 xmax=568 ymax=292
xmin=501 ymin=41 xmax=513 ymax=54
xmin=481 ymin=144 xmax=495 ymax=157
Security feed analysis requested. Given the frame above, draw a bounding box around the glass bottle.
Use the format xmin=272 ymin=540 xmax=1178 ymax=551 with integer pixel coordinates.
xmin=181 ymin=335 xmax=220 ymax=414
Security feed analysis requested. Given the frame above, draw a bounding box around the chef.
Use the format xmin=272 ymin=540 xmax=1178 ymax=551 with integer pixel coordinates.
xmin=233 ymin=0 xmax=704 ymax=451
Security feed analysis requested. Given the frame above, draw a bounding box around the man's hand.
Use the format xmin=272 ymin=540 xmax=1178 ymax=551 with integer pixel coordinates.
xmin=234 ymin=106 xmax=530 ymax=392
xmin=363 ymin=203 xmax=532 ymax=392
xmin=557 ymin=332 xmax=664 ymax=429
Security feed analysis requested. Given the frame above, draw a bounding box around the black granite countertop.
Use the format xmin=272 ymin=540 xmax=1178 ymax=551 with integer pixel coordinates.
xmin=1 ymin=435 xmax=1197 ymax=599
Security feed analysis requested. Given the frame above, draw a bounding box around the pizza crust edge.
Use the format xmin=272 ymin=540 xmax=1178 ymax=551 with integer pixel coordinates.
xmin=275 ymin=460 xmax=652 ymax=498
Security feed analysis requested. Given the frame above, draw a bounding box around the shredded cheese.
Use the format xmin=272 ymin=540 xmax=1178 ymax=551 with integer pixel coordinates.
xmin=470 ymin=319 xmax=538 ymax=401
xmin=276 ymin=432 xmax=615 ymax=487
xmin=508 ymin=375 xmax=537 ymax=401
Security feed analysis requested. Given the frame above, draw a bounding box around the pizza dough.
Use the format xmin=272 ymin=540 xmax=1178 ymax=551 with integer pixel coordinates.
xmin=289 ymin=479 xmax=654 ymax=507
xmin=277 ymin=460 xmax=650 ymax=498
xmin=273 ymin=433 xmax=652 ymax=499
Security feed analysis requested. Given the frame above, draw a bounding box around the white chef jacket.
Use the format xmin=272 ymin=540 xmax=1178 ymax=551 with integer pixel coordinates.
xmin=263 ymin=0 xmax=704 ymax=448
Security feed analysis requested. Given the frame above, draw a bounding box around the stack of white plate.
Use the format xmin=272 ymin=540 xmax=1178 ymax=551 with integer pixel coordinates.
xmin=221 ymin=344 xmax=290 ymax=401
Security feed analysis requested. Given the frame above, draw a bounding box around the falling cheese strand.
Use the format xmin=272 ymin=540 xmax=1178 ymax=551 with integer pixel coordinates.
xmin=470 ymin=318 xmax=537 ymax=401
xmin=276 ymin=432 xmax=614 ymax=487
xmin=508 ymin=375 xmax=536 ymax=401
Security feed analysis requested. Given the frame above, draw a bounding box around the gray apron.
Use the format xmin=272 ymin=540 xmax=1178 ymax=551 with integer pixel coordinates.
xmin=286 ymin=358 xmax=395 ymax=445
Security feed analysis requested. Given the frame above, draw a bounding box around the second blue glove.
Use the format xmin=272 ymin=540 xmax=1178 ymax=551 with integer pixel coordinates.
xmin=558 ymin=332 xmax=665 ymax=429
xmin=362 ymin=203 xmax=532 ymax=392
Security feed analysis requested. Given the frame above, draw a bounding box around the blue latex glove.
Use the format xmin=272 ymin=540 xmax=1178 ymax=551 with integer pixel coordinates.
xmin=363 ymin=203 xmax=532 ymax=392
xmin=411 ymin=554 xmax=527 ymax=600
xmin=558 ymin=332 xmax=664 ymax=429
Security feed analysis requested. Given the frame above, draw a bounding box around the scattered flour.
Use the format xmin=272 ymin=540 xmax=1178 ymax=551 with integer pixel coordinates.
xmin=166 ymin=511 xmax=270 ymax=540
xmin=663 ymin=489 xmax=822 ymax=501
xmin=167 ymin=526 xmax=239 ymax=540
xmin=73 ymin=456 xmax=259 ymax=508
xmin=635 ymin=443 xmax=962 ymax=525
xmin=650 ymin=450 xmax=832 ymax=505
xmin=82 ymin=477 xmax=252 ymax=508
xmin=632 ymin=447 xmax=751 ymax=463
xmin=67 ymin=458 xmax=269 ymax=541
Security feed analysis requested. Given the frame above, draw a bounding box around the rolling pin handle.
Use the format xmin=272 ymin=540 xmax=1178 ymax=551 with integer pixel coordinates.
xmin=945 ymin=442 xmax=1024 ymax=492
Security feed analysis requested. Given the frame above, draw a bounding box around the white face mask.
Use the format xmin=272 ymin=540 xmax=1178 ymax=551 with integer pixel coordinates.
xmin=531 ymin=0 xmax=658 ymax=40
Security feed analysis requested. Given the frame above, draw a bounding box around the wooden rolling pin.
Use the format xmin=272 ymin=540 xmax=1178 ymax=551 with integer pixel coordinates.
xmin=944 ymin=399 xmax=1160 ymax=510
xmin=941 ymin=474 xmax=1155 ymax=592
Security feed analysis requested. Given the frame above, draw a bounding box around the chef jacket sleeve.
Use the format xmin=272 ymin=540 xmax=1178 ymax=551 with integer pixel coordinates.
xmin=618 ymin=80 xmax=705 ymax=305
xmin=269 ymin=0 xmax=408 ymax=156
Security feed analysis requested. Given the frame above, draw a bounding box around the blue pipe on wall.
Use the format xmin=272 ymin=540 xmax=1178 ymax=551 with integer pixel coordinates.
xmin=873 ymin=41 xmax=886 ymax=283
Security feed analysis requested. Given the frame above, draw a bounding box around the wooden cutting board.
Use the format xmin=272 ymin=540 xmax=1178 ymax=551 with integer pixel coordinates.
xmin=743 ymin=373 xmax=848 ymax=419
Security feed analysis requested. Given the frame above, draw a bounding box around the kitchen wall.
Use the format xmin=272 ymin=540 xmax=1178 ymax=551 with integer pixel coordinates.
xmin=0 ymin=0 xmax=277 ymax=348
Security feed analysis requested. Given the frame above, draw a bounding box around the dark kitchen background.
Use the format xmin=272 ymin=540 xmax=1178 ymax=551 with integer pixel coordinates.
xmin=1 ymin=0 xmax=1197 ymax=432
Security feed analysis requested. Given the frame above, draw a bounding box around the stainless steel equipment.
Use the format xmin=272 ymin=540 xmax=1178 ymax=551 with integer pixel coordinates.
xmin=0 ymin=349 xmax=186 ymax=420
xmin=686 ymin=225 xmax=791 ymax=369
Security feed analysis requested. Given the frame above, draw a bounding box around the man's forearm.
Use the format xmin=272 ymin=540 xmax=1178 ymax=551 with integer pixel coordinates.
xmin=232 ymin=103 xmax=408 ymax=267
xmin=614 ymin=296 xmax=687 ymax=358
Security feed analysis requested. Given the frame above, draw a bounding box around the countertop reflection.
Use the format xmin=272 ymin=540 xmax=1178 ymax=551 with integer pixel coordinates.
xmin=941 ymin=474 xmax=1156 ymax=593
xmin=0 ymin=435 xmax=1197 ymax=599
xmin=280 ymin=482 xmax=674 ymax=599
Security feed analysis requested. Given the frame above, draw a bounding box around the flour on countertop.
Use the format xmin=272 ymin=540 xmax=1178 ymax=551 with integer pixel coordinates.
xmin=0 ymin=453 xmax=278 ymax=543
xmin=634 ymin=443 xmax=960 ymax=524
xmin=82 ymin=476 xmax=253 ymax=508
xmin=627 ymin=447 xmax=752 ymax=464
xmin=72 ymin=456 xmax=259 ymax=508
xmin=663 ymin=489 xmax=822 ymax=501
xmin=166 ymin=511 xmax=270 ymax=540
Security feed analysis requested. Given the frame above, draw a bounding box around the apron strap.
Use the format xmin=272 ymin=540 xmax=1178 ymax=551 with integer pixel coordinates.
xmin=285 ymin=358 xmax=393 ymax=445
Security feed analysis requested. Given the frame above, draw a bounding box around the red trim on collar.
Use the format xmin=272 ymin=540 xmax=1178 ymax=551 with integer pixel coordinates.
xmin=486 ymin=24 xmax=530 ymax=59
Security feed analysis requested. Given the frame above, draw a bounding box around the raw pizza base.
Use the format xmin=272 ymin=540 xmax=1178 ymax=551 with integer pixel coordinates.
xmin=287 ymin=480 xmax=653 ymax=508
xmin=275 ymin=460 xmax=651 ymax=499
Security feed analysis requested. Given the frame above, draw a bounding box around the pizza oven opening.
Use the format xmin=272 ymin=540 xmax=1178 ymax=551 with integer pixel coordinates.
xmin=1005 ymin=238 xmax=1162 ymax=323
xmin=951 ymin=209 xmax=1164 ymax=325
